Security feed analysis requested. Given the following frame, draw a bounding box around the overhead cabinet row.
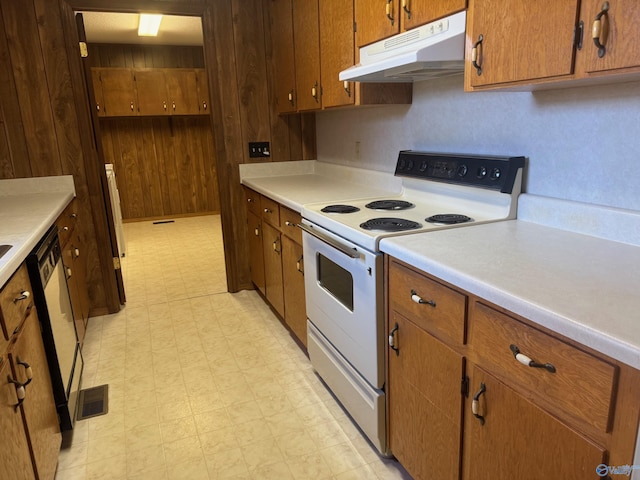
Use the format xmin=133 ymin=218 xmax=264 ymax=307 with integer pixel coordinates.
xmin=268 ymin=0 xmax=413 ymax=114
xmin=466 ymin=0 xmax=640 ymax=89
xmin=91 ymin=67 xmax=210 ymax=117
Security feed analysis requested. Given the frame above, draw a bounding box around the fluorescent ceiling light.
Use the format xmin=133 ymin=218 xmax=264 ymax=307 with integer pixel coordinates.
xmin=138 ymin=14 xmax=163 ymax=36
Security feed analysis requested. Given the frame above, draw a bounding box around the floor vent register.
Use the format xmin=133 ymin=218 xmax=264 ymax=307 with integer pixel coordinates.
xmin=76 ymin=384 xmax=109 ymax=420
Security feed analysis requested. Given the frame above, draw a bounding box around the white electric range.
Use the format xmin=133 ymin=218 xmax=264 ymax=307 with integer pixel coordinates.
xmin=299 ymin=151 xmax=525 ymax=455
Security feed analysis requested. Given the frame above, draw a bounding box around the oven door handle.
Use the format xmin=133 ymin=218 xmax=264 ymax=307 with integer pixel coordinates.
xmin=297 ymin=223 xmax=360 ymax=259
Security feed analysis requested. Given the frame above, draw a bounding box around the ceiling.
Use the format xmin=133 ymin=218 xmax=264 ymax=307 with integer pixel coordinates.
xmin=81 ymin=12 xmax=203 ymax=46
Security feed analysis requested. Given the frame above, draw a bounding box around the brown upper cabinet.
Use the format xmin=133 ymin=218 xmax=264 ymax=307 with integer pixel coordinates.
xmin=91 ymin=67 xmax=209 ymax=116
xmin=465 ymin=0 xmax=640 ymax=90
xmin=355 ymin=0 xmax=467 ymax=47
xmin=93 ymin=68 xmax=137 ymax=117
xmin=268 ymin=0 xmax=412 ymax=113
xmin=293 ymin=0 xmax=323 ymax=111
xmin=270 ymin=0 xmax=298 ymax=114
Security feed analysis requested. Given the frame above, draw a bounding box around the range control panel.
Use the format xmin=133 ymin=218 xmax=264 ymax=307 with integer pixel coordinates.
xmin=394 ymin=151 xmax=526 ymax=194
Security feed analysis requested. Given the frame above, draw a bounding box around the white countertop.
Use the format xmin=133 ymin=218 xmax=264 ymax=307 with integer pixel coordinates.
xmin=0 ymin=176 xmax=75 ymax=286
xmin=380 ymin=220 xmax=640 ymax=369
xmin=240 ymin=160 xmax=401 ymax=211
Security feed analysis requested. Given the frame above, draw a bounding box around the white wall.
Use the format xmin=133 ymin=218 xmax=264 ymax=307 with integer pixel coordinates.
xmin=315 ymin=76 xmax=640 ymax=212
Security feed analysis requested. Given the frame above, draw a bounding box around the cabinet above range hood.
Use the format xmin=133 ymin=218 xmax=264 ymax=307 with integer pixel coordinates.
xmin=339 ymin=10 xmax=466 ymax=83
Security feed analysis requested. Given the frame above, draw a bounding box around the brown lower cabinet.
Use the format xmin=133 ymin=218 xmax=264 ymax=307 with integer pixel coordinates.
xmin=1 ymin=262 xmax=61 ymax=480
xmin=244 ymin=187 xmax=307 ymax=346
xmin=387 ymin=256 xmax=640 ymax=480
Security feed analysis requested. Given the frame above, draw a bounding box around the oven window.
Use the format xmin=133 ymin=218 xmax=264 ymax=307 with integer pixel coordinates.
xmin=318 ymin=253 xmax=354 ymax=311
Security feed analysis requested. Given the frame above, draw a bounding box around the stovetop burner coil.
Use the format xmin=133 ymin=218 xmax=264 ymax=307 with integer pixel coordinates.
xmin=365 ymin=200 xmax=415 ymax=211
xmin=360 ymin=217 xmax=422 ymax=232
xmin=426 ymin=214 xmax=473 ymax=224
xmin=321 ymin=204 xmax=360 ymax=214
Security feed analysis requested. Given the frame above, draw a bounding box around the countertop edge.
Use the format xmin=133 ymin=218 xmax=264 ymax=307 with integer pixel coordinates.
xmin=0 ymin=184 xmax=75 ymax=286
xmin=380 ymin=221 xmax=640 ymax=370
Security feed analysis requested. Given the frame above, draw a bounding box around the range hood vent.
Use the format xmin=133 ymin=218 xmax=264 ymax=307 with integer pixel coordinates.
xmin=340 ymin=10 xmax=466 ymax=83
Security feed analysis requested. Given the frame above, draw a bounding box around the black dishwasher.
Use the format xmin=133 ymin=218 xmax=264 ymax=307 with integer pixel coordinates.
xmin=27 ymin=225 xmax=83 ymax=431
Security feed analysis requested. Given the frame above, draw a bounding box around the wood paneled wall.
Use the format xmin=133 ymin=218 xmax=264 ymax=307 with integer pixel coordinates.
xmin=0 ymin=0 xmax=317 ymax=303
xmin=100 ymin=117 xmax=219 ymax=220
xmin=89 ymin=44 xmax=218 ymax=220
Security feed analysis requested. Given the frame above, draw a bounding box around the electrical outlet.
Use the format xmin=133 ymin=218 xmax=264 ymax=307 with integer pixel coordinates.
xmin=249 ymin=142 xmax=270 ymax=158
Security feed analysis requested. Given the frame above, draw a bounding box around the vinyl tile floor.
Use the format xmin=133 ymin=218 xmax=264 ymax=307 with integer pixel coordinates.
xmin=55 ymin=215 xmax=411 ymax=480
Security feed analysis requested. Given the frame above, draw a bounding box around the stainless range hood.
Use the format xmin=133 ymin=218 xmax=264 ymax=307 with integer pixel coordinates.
xmin=340 ymin=10 xmax=466 ymax=83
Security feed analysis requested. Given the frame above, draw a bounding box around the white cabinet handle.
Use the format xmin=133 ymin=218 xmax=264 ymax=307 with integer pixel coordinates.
xmin=388 ymin=322 xmax=399 ymax=355
xmin=410 ymin=289 xmax=436 ymax=307
xmin=14 ymin=290 xmax=30 ymax=303
xmin=509 ymin=344 xmax=556 ymax=373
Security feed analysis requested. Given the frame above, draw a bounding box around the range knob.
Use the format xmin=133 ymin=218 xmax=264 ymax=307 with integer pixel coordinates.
xmin=419 ymin=160 xmax=428 ymax=172
xmin=490 ymin=168 xmax=502 ymax=180
xmin=407 ymin=160 xmax=414 ymax=171
xmin=398 ymin=158 xmax=406 ymax=170
xmin=476 ymin=166 xmax=487 ymax=178
xmin=457 ymin=164 xmax=468 ymax=177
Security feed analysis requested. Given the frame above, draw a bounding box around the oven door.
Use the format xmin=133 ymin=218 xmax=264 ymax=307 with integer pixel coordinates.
xmin=300 ymin=220 xmax=384 ymax=389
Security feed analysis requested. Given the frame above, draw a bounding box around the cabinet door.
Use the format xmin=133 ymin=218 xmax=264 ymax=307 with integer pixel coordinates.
xmin=97 ymin=68 xmax=137 ymax=116
xmin=463 ymin=364 xmax=606 ymax=480
xmin=400 ymin=0 xmax=466 ymax=31
xmin=320 ymin=0 xmax=356 ymax=108
xmin=0 ymin=358 xmax=35 ymax=480
xmin=135 ymin=70 xmax=168 ymax=115
xmin=165 ymin=70 xmax=200 ymax=115
xmin=9 ymin=311 xmax=61 ymax=480
xmin=262 ymin=222 xmax=285 ymax=317
xmin=61 ymin=236 xmax=89 ymax=346
xmin=282 ymin=237 xmax=306 ymax=346
xmin=293 ymin=0 xmax=322 ymax=111
xmin=387 ymin=312 xmax=463 ymax=480
xmin=467 ymin=0 xmax=580 ymax=87
xmin=195 ymin=69 xmax=211 ymax=114
xmin=269 ymin=0 xmax=298 ymax=113
xmin=355 ymin=0 xmax=400 ymax=47
xmin=247 ymin=210 xmax=266 ymax=295
xmin=90 ymin=69 xmax=106 ymax=117
xmin=580 ymin=0 xmax=640 ymax=74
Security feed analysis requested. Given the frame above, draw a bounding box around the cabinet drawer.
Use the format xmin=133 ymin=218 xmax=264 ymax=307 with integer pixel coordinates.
xmin=244 ymin=187 xmax=262 ymax=216
xmin=468 ymin=301 xmax=617 ymax=433
xmin=261 ymin=197 xmax=281 ymax=227
xmin=280 ymin=207 xmax=301 ymax=243
xmin=388 ymin=260 xmax=466 ymax=344
xmin=56 ymin=200 xmax=78 ymax=247
xmin=0 ymin=264 xmax=33 ymax=341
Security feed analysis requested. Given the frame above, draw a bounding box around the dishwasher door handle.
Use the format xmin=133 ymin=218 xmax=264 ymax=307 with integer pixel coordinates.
xmin=297 ymin=223 xmax=360 ymax=259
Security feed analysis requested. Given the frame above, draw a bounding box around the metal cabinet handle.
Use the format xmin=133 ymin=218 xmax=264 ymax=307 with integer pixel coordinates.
xmin=509 ymin=344 xmax=556 ymax=373
xmin=296 ymin=255 xmax=304 ymax=274
xmin=386 ymin=0 xmax=395 ymax=25
xmin=62 ymin=226 xmax=70 ymax=232
xmin=69 ymin=213 xmax=77 ymax=219
xmin=410 ymin=289 xmax=436 ymax=307
xmin=247 ymin=197 xmax=254 ymax=203
xmin=13 ymin=290 xmax=30 ymax=303
xmin=74 ymin=248 xmax=80 ymax=258
xmin=402 ymin=0 xmax=411 ymax=19
xmin=272 ymin=238 xmax=281 ymax=254
xmin=202 ymin=101 xmax=208 ymax=110
xmin=67 ymin=267 xmax=73 ymax=278
xmin=285 ymin=221 xmax=296 ymax=228
xmin=592 ymin=1 xmax=610 ymax=58
xmin=288 ymin=89 xmax=295 ymax=105
xmin=130 ymin=101 xmax=135 ymax=111
xmin=263 ymin=208 xmax=272 ymax=214
xmin=163 ymin=101 xmax=167 ymax=111
xmin=172 ymin=101 xmax=176 ymax=111
xmin=254 ymin=226 xmax=260 ymax=236
xmin=343 ymin=81 xmax=351 ymax=97
xmin=472 ymin=382 xmax=486 ymax=425
xmin=389 ymin=322 xmax=399 ymax=356
xmin=471 ymin=34 xmax=484 ymax=76
xmin=16 ymin=357 xmax=32 ymax=387
xmin=311 ymin=82 xmax=319 ymax=102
